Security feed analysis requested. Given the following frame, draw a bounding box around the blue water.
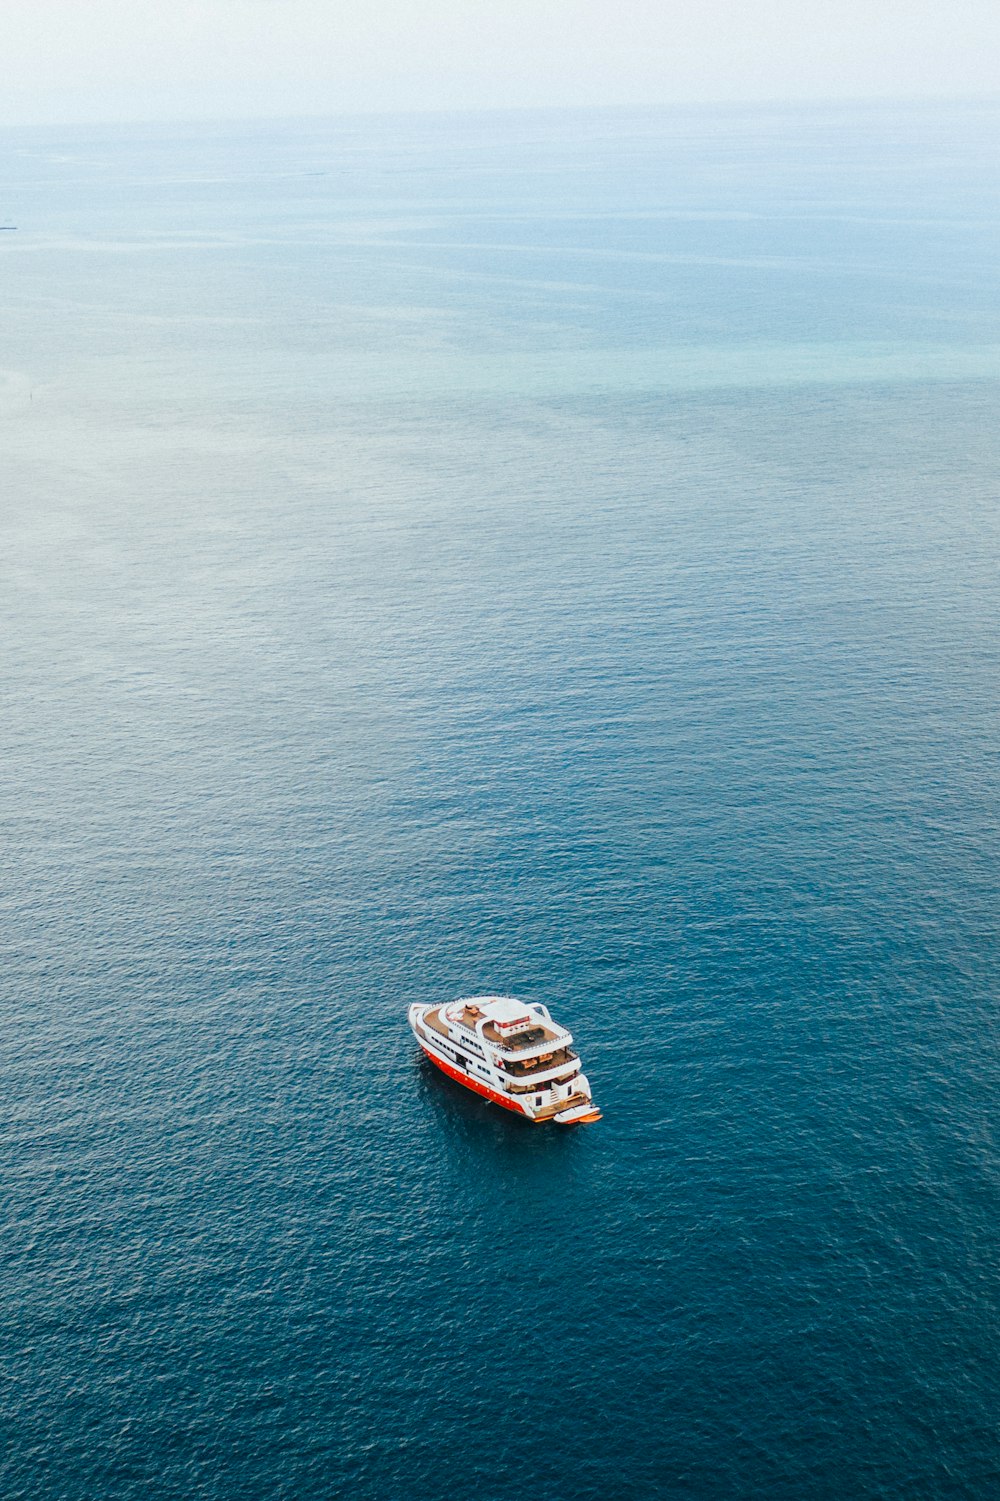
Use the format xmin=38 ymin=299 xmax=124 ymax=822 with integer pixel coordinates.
xmin=2 ymin=103 xmax=999 ymax=1499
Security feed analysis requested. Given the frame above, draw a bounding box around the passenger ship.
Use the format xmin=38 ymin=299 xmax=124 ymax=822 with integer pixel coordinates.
xmin=409 ymin=994 xmax=601 ymax=1124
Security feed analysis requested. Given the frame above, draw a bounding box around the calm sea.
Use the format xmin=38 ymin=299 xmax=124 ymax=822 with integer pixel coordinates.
xmin=1 ymin=103 xmax=999 ymax=1500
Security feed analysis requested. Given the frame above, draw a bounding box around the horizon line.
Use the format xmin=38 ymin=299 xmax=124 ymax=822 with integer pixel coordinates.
xmin=2 ymin=90 xmax=1000 ymax=134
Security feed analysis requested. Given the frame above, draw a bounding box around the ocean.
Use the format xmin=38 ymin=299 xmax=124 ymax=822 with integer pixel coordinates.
xmin=1 ymin=102 xmax=998 ymax=1499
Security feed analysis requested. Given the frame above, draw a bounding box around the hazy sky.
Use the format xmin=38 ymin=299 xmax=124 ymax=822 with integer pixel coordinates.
xmin=4 ymin=0 xmax=1000 ymax=124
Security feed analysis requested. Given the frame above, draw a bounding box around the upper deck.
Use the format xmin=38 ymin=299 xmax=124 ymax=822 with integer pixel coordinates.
xmin=428 ymin=995 xmax=572 ymax=1060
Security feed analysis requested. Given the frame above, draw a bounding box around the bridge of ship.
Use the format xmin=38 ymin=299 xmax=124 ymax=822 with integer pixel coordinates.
xmin=424 ymin=1009 xmax=576 ymax=1074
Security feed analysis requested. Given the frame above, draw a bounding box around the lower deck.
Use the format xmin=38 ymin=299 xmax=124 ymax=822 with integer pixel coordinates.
xmin=531 ymin=1092 xmax=601 ymax=1122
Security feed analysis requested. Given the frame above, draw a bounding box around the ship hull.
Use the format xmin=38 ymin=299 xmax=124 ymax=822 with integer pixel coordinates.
xmin=409 ymin=998 xmax=600 ymax=1124
xmin=417 ymin=1038 xmax=531 ymax=1116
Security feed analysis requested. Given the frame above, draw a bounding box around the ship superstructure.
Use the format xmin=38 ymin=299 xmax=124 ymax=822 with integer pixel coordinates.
xmin=408 ymin=994 xmax=601 ymax=1124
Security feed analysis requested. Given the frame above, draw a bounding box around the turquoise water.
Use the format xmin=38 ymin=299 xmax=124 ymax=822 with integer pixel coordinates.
xmin=2 ymin=103 xmax=999 ymax=1499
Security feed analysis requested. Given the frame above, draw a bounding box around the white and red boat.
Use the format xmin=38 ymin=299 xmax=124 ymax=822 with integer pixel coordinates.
xmin=409 ymin=994 xmax=601 ymax=1124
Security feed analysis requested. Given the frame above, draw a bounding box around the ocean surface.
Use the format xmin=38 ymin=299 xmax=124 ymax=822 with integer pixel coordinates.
xmin=2 ymin=102 xmax=999 ymax=1499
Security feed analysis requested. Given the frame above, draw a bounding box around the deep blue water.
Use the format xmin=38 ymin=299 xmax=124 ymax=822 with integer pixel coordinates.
xmin=1 ymin=103 xmax=999 ymax=1499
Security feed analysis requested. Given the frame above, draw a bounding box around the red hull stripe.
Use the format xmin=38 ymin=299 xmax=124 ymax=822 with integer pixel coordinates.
xmin=419 ymin=1041 xmax=531 ymax=1118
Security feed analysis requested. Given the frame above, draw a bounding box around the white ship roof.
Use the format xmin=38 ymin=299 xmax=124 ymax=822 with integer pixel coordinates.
xmin=462 ymin=996 xmax=531 ymax=1025
xmin=445 ymin=994 xmax=573 ymax=1054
